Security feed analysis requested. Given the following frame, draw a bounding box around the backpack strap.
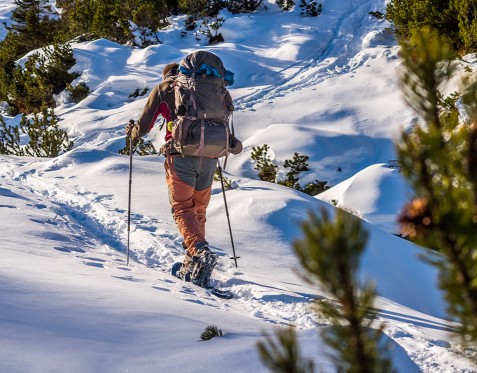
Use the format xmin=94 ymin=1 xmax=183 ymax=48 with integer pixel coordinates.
xmin=222 ymin=122 xmax=230 ymax=170
xmin=199 ymin=120 xmax=205 ymax=170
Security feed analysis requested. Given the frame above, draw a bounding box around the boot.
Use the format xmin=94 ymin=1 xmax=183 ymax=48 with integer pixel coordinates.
xmin=190 ymin=247 xmax=218 ymax=288
xmin=178 ymin=254 xmax=193 ymax=282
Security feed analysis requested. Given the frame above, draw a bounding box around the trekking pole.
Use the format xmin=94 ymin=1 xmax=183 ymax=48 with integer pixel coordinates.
xmin=217 ymin=164 xmax=240 ymax=268
xmin=126 ymin=120 xmax=134 ymax=266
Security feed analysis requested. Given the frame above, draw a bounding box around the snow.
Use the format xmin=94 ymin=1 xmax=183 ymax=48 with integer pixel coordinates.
xmin=1 ymin=0 xmax=476 ymax=372
xmin=0 ymin=2 xmax=15 ymax=41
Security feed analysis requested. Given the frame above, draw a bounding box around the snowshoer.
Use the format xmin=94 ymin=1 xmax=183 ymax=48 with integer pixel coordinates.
xmin=125 ymin=51 xmax=241 ymax=289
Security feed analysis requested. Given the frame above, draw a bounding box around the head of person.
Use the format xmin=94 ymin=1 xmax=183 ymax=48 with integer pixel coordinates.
xmin=163 ymin=63 xmax=179 ymax=80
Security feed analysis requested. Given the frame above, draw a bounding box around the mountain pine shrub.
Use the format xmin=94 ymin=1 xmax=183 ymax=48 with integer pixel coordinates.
xmin=369 ymin=11 xmax=385 ymax=20
xmin=396 ymin=26 xmax=477 ymax=351
xmin=131 ymin=2 xmax=169 ymax=46
xmin=227 ymin=0 xmax=264 ymax=14
xmin=0 ymin=108 xmax=73 ymax=157
xmin=299 ymin=0 xmax=322 ymax=17
xmin=128 ymin=88 xmax=149 ymax=100
xmin=119 ymin=137 xmax=158 ymax=156
xmin=276 ymin=0 xmax=295 ymax=11
xmin=214 ymin=169 xmax=234 ymax=190
xmin=0 ymin=115 xmax=23 ymax=155
xmin=278 ymin=152 xmax=310 ymax=189
xmin=199 ymin=16 xmax=225 ymax=44
xmin=66 ymin=82 xmax=90 ymax=104
xmin=384 ymin=0 xmax=477 ymax=54
xmin=179 ymin=0 xmax=208 ymax=18
xmin=6 ymin=0 xmax=58 ymax=58
xmin=295 ymin=208 xmax=394 ymax=372
xmin=251 ymin=144 xmax=278 ymax=182
xmin=301 ymin=179 xmax=329 ymax=196
xmin=20 ymin=107 xmax=73 ymax=157
xmin=258 ymin=208 xmax=394 ymax=372
xmin=5 ymin=43 xmax=78 ymax=114
xmin=257 ymin=327 xmax=314 ymax=373
xmin=251 ymin=146 xmax=330 ymax=195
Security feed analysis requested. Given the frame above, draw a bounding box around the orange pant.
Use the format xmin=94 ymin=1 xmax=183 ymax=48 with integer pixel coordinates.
xmin=164 ymin=155 xmax=217 ymax=256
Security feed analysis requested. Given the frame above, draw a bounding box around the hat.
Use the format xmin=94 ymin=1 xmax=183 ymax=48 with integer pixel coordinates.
xmin=162 ymin=63 xmax=179 ymax=80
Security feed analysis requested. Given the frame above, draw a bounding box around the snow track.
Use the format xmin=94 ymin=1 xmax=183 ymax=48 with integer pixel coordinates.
xmin=234 ymin=0 xmax=388 ymax=111
xmin=0 ymin=158 xmax=323 ymax=329
xmin=1 ymin=158 xmax=473 ymax=372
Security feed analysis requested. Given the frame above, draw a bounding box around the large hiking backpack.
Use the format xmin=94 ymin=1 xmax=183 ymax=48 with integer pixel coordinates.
xmin=171 ymin=50 xmax=241 ymax=158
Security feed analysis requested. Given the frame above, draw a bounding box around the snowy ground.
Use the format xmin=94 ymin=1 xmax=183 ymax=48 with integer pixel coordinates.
xmin=1 ymin=0 xmax=476 ymax=372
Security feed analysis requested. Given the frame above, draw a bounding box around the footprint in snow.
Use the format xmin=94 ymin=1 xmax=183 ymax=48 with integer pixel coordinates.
xmin=54 ymin=246 xmax=86 ymax=254
xmin=83 ymin=261 xmax=105 ymax=269
xmin=112 ymin=275 xmax=144 ymax=282
xmin=81 ymin=256 xmax=106 ymax=263
xmin=152 ymin=285 xmax=171 ymax=292
xmin=116 ymin=266 xmax=132 ymax=271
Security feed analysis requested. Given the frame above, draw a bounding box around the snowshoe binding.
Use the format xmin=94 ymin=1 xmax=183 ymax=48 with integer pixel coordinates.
xmin=171 ymin=248 xmax=233 ymax=299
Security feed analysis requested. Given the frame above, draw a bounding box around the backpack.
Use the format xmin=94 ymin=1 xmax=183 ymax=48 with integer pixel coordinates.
xmin=171 ymin=50 xmax=242 ymax=159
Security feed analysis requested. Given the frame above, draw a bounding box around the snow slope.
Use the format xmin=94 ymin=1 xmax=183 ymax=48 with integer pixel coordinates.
xmin=1 ymin=0 xmax=476 ymax=372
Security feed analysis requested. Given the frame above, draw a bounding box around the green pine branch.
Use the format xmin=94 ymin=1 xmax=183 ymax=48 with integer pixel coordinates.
xmin=396 ymin=26 xmax=477 ymax=353
xmin=258 ymin=208 xmax=394 ymax=372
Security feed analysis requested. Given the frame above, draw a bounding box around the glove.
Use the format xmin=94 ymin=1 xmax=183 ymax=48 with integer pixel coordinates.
xmin=125 ymin=120 xmax=141 ymax=141
xmin=160 ymin=139 xmax=172 ymax=156
xmin=229 ymin=135 xmax=243 ymax=155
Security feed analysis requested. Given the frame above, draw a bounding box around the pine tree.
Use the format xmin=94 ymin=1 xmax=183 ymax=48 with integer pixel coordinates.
xmin=90 ymin=0 xmax=131 ymax=43
xmin=6 ymin=43 xmax=78 ymax=114
xmin=132 ymin=2 xmax=167 ymax=45
xmin=7 ymin=0 xmax=58 ymax=57
xmin=251 ymin=144 xmax=277 ymax=182
xmin=0 ymin=115 xmax=23 ymax=156
xmin=301 ymin=179 xmax=329 ymax=196
xmin=56 ymin=0 xmax=171 ymax=45
xmin=56 ymin=0 xmax=95 ymax=41
xmin=385 ymin=0 xmax=464 ymax=52
xmin=299 ymin=0 xmax=322 ymax=17
xmin=200 ymin=325 xmax=224 ymax=340
xmin=0 ymin=0 xmax=59 ymax=107
xmin=0 ymin=108 xmax=73 ymax=157
xmin=296 ymin=208 xmax=394 ymax=372
xmin=21 ymin=107 xmax=73 ymax=157
xmin=164 ymin=0 xmax=180 ymax=15
xmin=227 ymin=0 xmax=263 ymax=14
xmin=276 ymin=0 xmax=295 ymax=11
xmin=258 ymin=208 xmax=395 ymax=372
xmin=397 ymin=26 xmax=477 ymax=350
xmin=42 ymin=43 xmax=79 ymax=95
xmin=250 ymin=147 xmax=329 ymax=195
xmin=257 ymin=327 xmax=314 ymax=373
xmin=451 ymin=0 xmax=477 ymax=53
xmin=179 ymin=0 xmax=208 ymax=19
xmin=66 ymin=82 xmax=90 ymax=104
xmin=119 ymin=137 xmax=157 ymax=156
xmin=0 ymin=38 xmax=18 ymax=105
xmin=9 ymin=53 xmax=54 ymax=113
xmin=278 ymin=152 xmax=310 ymax=189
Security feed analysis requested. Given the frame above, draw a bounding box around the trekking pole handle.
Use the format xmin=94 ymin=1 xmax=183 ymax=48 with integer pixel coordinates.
xmin=127 ymin=119 xmax=135 ymax=132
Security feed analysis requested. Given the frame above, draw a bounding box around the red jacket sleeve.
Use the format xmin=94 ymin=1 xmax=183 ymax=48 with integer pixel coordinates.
xmin=136 ymin=82 xmax=174 ymax=141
